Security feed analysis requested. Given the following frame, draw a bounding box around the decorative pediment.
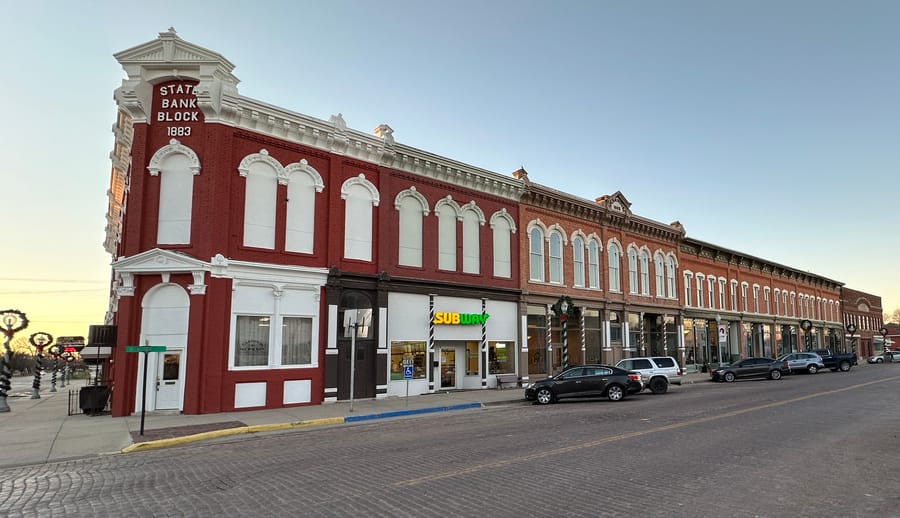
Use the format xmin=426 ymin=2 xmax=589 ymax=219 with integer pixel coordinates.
xmin=112 ymin=248 xmax=209 ymax=296
xmin=114 ymin=28 xmax=238 ymax=81
xmin=595 ymin=191 xmax=632 ymax=215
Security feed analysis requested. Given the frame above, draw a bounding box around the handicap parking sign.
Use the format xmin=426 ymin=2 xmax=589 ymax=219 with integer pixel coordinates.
xmin=403 ymin=365 xmax=414 ymax=379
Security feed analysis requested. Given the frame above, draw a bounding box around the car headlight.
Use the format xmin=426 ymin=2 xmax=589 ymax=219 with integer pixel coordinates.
xmin=524 ymin=383 xmax=535 ymax=389
xmin=715 ymin=369 xmax=724 ymax=374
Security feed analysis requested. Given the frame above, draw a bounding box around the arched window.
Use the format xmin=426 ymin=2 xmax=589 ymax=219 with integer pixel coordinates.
xmin=435 ymin=197 xmax=460 ymax=271
xmin=665 ymin=256 xmax=676 ymax=298
xmin=548 ymin=231 xmax=563 ymax=284
xmin=461 ymin=203 xmax=485 ymax=274
xmin=395 ymin=188 xmax=429 ymax=267
xmin=639 ymin=249 xmax=650 ymax=295
xmin=654 ymin=253 xmax=665 ymax=297
xmin=608 ymin=242 xmax=621 ymax=292
xmin=239 ymin=150 xmax=282 ymax=249
xmin=529 ymin=227 xmax=544 ymax=282
xmin=341 ymin=174 xmax=379 ymax=261
xmin=572 ymin=236 xmax=585 ymax=288
xmin=284 ymin=160 xmax=324 ymax=254
xmin=490 ymin=210 xmax=515 ymax=279
xmin=627 ymin=247 xmax=638 ymax=294
xmin=587 ymin=239 xmax=600 ymax=289
xmin=148 ymin=140 xmax=200 ymax=245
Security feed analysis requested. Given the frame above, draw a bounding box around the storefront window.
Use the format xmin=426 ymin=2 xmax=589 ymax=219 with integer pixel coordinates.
xmin=235 ymin=315 xmax=270 ymax=367
xmin=489 ymin=341 xmax=514 ymax=374
xmin=628 ymin=312 xmax=641 ymax=353
xmin=390 ymin=341 xmax=426 ymax=380
xmin=584 ymin=310 xmax=601 ymax=364
xmin=527 ymin=306 xmax=548 ymax=375
xmin=466 ymin=341 xmax=479 ymax=375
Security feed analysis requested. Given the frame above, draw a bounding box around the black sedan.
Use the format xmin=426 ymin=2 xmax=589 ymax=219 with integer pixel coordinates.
xmin=709 ymin=357 xmax=790 ymax=382
xmin=524 ymin=365 xmax=642 ymax=405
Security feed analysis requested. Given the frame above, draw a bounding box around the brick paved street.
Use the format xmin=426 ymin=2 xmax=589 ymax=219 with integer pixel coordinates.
xmin=2 ymin=367 xmax=899 ymax=517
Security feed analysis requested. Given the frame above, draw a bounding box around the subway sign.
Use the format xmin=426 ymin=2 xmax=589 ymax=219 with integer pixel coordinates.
xmin=432 ymin=312 xmax=490 ymax=325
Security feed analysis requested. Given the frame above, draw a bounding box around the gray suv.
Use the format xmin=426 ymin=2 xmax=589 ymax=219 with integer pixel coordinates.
xmin=615 ymin=356 xmax=682 ymax=394
xmin=776 ymin=352 xmax=825 ymax=374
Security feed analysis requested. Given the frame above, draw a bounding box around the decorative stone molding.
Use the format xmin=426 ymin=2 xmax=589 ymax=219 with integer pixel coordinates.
xmin=238 ymin=149 xmax=291 ymax=185
xmin=284 ymin=159 xmax=325 ymax=192
xmin=461 ymin=201 xmax=486 ymax=225
xmin=340 ymin=174 xmax=380 ymax=206
xmin=394 ymin=186 xmax=430 ymax=215
xmin=489 ymin=208 xmax=517 ymax=233
xmin=434 ymin=195 xmax=461 ymax=220
xmin=147 ymin=139 xmax=201 ymax=176
xmin=112 ymin=248 xmax=209 ymax=297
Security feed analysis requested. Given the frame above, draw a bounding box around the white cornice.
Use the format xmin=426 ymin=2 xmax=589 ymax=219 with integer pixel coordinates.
xmin=114 ymin=31 xmax=524 ymax=201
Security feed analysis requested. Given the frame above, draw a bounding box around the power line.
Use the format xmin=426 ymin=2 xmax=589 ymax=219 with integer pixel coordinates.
xmin=0 ymin=277 xmax=108 ymax=284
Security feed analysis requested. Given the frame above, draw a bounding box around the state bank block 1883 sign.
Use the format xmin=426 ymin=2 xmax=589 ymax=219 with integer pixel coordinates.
xmin=154 ymin=80 xmax=202 ymax=138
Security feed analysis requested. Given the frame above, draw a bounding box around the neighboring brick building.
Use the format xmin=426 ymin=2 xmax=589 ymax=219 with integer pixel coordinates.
xmin=841 ymin=287 xmax=884 ymax=358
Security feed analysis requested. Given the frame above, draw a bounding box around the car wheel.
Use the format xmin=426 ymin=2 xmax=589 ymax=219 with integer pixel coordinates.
xmin=808 ymin=365 xmax=818 ymax=374
xmin=649 ymin=377 xmax=669 ymax=394
xmin=606 ymin=384 xmax=625 ymax=402
xmin=770 ymin=369 xmax=783 ymax=380
xmin=535 ymin=387 xmax=554 ymax=405
xmin=839 ymin=361 xmax=851 ymax=372
xmin=876 ymin=358 xmax=884 ymax=363
xmin=724 ymin=372 xmax=736 ymax=383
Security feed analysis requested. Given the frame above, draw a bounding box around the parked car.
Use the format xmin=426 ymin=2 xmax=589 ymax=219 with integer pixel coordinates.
xmin=812 ymin=349 xmax=857 ymax=372
xmin=710 ymin=357 xmax=789 ymax=382
xmin=775 ymin=352 xmax=825 ymax=374
xmin=524 ymin=365 xmax=642 ymax=405
xmin=615 ymin=356 xmax=682 ymax=394
xmin=867 ymin=350 xmax=900 ymax=363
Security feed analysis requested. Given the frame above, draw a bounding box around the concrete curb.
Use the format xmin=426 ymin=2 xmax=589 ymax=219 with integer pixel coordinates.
xmin=121 ymin=402 xmax=485 ymax=453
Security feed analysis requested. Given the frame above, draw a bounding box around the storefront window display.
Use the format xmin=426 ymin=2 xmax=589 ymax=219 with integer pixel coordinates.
xmin=488 ymin=341 xmax=514 ymax=374
xmin=465 ymin=341 xmax=479 ymax=375
xmin=628 ymin=312 xmax=642 ymax=354
xmin=390 ymin=341 xmax=427 ymax=380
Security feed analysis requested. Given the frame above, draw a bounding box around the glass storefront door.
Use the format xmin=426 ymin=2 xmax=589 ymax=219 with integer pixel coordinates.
xmin=440 ymin=347 xmax=457 ymax=389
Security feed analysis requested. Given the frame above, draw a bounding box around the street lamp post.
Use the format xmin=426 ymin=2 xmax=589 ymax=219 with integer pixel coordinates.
xmin=552 ymin=295 xmax=575 ymax=371
xmin=28 ymin=332 xmax=53 ymax=399
xmin=800 ymin=319 xmax=813 ymax=352
xmin=48 ymin=344 xmax=63 ymax=392
xmin=846 ymin=323 xmax=857 ymax=355
xmin=0 ymin=309 xmax=30 ymax=412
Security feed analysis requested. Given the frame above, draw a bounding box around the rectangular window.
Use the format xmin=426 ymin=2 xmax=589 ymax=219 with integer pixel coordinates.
xmin=573 ymin=243 xmax=585 ymax=288
xmin=730 ymin=283 xmax=737 ymax=312
xmin=696 ymin=277 xmax=704 ymax=308
xmin=488 ymin=341 xmax=515 ymax=374
xmin=707 ymin=279 xmax=714 ymax=309
xmin=281 ymin=317 xmax=312 ymax=365
xmin=390 ymin=341 xmax=427 ymax=380
xmin=235 ymin=315 xmax=270 ymax=367
xmin=718 ymin=279 xmax=726 ymax=310
xmin=684 ymin=274 xmax=692 ymax=306
xmin=588 ymin=243 xmax=599 ymax=289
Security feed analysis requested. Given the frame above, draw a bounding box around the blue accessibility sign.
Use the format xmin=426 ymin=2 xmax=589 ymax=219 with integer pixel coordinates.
xmin=403 ymin=365 xmax=414 ymax=380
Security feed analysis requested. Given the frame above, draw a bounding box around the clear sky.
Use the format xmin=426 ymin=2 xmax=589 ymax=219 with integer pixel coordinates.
xmin=2 ymin=0 xmax=899 ymax=342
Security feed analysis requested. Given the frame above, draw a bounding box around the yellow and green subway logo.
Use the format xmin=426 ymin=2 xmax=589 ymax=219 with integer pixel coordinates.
xmin=432 ymin=312 xmax=490 ymax=325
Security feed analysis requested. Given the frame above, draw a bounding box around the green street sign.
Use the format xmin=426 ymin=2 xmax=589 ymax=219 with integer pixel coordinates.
xmin=125 ymin=345 xmax=166 ymax=353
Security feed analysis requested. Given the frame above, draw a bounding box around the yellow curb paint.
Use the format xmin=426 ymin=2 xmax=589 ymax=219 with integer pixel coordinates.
xmin=121 ymin=417 xmax=346 ymax=453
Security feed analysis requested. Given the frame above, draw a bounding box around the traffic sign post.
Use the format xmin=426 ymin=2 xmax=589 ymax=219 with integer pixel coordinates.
xmin=125 ymin=342 xmax=166 ymax=435
xmin=402 ymin=358 xmax=414 ymax=407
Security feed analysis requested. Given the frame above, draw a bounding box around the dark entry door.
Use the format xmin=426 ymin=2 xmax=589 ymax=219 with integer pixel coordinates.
xmin=337 ymin=338 xmax=376 ymax=400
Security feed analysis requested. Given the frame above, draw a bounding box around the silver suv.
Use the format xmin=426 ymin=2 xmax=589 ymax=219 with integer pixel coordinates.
xmin=615 ymin=356 xmax=682 ymax=394
xmin=776 ymin=352 xmax=825 ymax=374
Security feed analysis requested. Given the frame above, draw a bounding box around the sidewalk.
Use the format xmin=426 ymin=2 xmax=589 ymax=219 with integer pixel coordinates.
xmin=1 ymin=371 xmax=716 ymax=468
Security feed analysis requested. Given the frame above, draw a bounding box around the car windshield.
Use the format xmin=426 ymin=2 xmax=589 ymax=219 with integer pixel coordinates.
xmin=775 ymin=355 xmax=791 ymax=362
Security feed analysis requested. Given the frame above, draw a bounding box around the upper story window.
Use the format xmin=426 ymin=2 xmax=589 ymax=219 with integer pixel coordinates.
xmin=696 ymin=274 xmax=705 ymax=308
xmin=753 ymin=285 xmax=760 ymax=313
xmin=285 ymin=160 xmax=324 ymax=254
xmin=654 ymin=253 xmax=665 ymax=297
xmin=730 ymin=280 xmax=738 ymax=311
xmin=774 ymin=289 xmax=781 ymax=315
xmin=528 ymin=222 xmax=546 ymax=282
xmin=572 ymin=235 xmax=585 ymax=288
xmin=790 ymin=293 xmax=796 ymax=317
xmin=435 ymin=196 xmax=461 ymax=271
xmin=341 ymin=174 xmax=379 ymax=261
xmin=490 ymin=209 xmax=515 ymax=279
xmin=741 ymin=283 xmax=749 ymax=313
xmin=764 ymin=287 xmax=771 ymax=315
xmin=587 ymin=239 xmax=600 ymax=289
xmin=665 ymin=256 xmax=676 ymax=298
xmin=239 ymin=150 xmax=280 ymax=249
xmin=718 ymin=278 xmax=726 ymax=310
xmin=461 ymin=202 xmax=485 ymax=274
xmin=639 ymin=249 xmax=650 ymax=295
xmin=149 ymin=139 xmax=201 ymax=246
xmin=683 ymin=272 xmax=694 ymax=306
xmin=707 ymin=276 xmax=715 ymax=308
xmin=548 ymin=229 xmax=564 ymax=284
xmin=395 ymin=187 xmax=429 ymax=268
xmin=627 ymin=247 xmax=639 ymax=294
xmin=608 ymin=241 xmax=622 ymax=292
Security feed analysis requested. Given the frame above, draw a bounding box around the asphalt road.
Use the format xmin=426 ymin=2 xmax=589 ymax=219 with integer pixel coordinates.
xmin=2 ymin=365 xmax=899 ymax=517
